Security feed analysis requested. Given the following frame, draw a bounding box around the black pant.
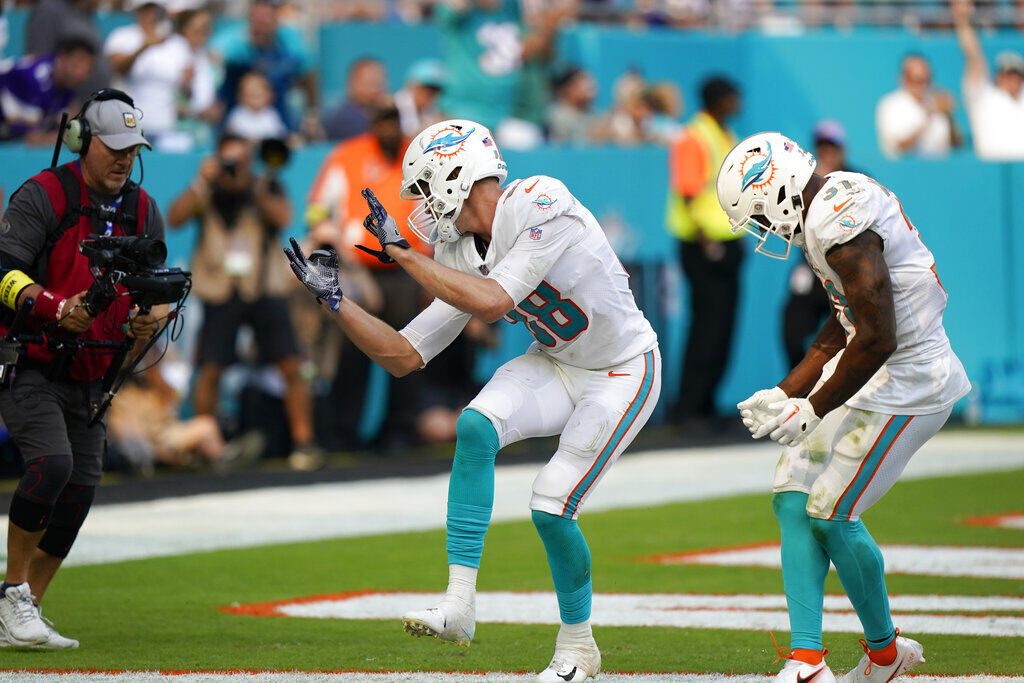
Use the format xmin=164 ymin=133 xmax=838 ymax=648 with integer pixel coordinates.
xmin=675 ymin=239 xmax=744 ymax=419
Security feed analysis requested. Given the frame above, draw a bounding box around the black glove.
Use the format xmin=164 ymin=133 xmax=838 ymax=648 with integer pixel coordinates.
xmin=356 ymin=188 xmax=411 ymax=264
xmin=284 ymin=237 xmax=342 ymax=313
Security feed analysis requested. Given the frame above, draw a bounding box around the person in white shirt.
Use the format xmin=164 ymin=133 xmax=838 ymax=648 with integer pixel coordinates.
xmin=953 ymin=0 xmax=1024 ymax=160
xmin=875 ymin=53 xmax=963 ymax=159
xmin=104 ymin=5 xmax=216 ymax=151
xmin=286 ymin=120 xmax=660 ymax=683
xmin=224 ymin=71 xmax=288 ymax=142
xmin=718 ymin=133 xmax=969 ymax=683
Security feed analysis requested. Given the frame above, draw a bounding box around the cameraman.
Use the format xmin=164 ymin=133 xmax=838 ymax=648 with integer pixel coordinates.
xmin=167 ymin=133 xmax=316 ymax=467
xmin=0 ymin=89 xmax=165 ymax=649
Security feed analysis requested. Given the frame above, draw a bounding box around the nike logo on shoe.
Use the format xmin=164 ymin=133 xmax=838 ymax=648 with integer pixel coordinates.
xmin=884 ymin=657 xmax=905 ymax=682
xmin=558 ymin=667 xmax=578 ymax=682
xmin=796 ymin=668 xmax=824 ymax=683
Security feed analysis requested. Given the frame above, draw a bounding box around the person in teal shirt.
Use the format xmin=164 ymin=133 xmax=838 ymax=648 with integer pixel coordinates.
xmin=436 ymin=0 xmax=565 ymax=134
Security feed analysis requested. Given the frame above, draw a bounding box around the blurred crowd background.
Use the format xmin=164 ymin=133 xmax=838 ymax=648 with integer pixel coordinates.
xmin=0 ymin=0 xmax=1021 ymax=477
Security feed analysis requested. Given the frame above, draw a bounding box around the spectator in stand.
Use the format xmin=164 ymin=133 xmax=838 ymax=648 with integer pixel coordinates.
xmin=394 ymin=59 xmax=446 ymax=138
xmin=875 ymin=53 xmax=963 ymax=159
xmin=0 ymin=38 xmax=96 ymax=144
xmin=166 ymin=134 xmax=320 ymax=469
xmin=547 ymin=64 xmax=601 ymax=144
xmin=104 ymin=6 xmax=217 ymax=151
xmin=322 ymin=57 xmax=387 ymax=142
xmin=644 ymin=82 xmax=684 ymax=145
xmin=596 ymin=68 xmax=651 ymax=145
xmin=104 ymin=0 xmax=171 ymax=88
xmin=953 ymin=0 xmax=1024 ymax=160
xmin=435 ymin=0 xmax=568 ymax=146
xmin=210 ymin=0 xmax=321 ymax=138
xmin=25 ymin=0 xmax=109 ymax=98
xmin=224 ymin=71 xmax=289 ymax=143
xmin=306 ymin=99 xmax=429 ymax=448
xmin=665 ymin=75 xmax=742 ymax=429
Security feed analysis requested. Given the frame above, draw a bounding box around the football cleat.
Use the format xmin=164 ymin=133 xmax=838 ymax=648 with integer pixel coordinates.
xmin=401 ymin=597 xmax=475 ymax=646
xmin=840 ymin=632 xmax=924 ymax=683
xmin=536 ymin=630 xmax=601 ymax=683
xmin=774 ymin=657 xmax=838 ymax=683
xmin=0 ymin=583 xmax=48 ymax=646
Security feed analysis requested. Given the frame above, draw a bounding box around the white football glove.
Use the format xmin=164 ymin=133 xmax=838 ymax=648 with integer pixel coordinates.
xmin=737 ymin=386 xmax=788 ymax=437
xmin=754 ymin=398 xmax=821 ymax=447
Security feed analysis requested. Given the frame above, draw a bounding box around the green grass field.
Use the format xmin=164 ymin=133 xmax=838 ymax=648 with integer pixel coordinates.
xmin=3 ymin=467 xmax=1023 ymax=675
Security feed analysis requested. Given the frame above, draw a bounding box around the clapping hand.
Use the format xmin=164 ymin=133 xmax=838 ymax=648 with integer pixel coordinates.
xmin=355 ymin=188 xmax=410 ymax=264
xmin=284 ymin=237 xmax=343 ymax=313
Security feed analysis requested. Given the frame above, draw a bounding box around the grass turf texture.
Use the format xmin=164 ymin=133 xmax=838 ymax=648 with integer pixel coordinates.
xmin=4 ymin=467 xmax=1022 ymax=675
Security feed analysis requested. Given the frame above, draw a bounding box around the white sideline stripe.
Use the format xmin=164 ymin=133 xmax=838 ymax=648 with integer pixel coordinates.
xmin=272 ymin=591 xmax=1024 ymax=638
xmin=1 ymin=432 xmax=1022 ymax=570
xmin=670 ymin=544 xmax=1024 ymax=580
xmin=4 ymin=674 xmax=1024 ymax=683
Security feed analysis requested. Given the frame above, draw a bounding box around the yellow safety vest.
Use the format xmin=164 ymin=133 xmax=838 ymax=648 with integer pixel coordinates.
xmin=665 ymin=112 xmax=739 ymax=243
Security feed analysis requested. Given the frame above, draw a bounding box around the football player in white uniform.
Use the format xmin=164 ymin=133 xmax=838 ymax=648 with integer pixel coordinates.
xmin=716 ymin=133 xmax=969 ymax=683
xmin=286 ymin=120 xmax=660 ymax=682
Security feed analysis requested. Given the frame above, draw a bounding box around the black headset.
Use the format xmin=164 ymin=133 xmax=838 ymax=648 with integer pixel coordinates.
xmin=63 ymin=88 xmax=137 ymax=156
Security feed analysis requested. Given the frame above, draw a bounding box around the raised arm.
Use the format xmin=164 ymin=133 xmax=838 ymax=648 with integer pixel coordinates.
xmin=284 ymin=239 xmax=423 ymax=377
xmin=953 ymin=0 xmax=988 ymax=88
xmin=388 ymin=247 xmax=514 ymax=323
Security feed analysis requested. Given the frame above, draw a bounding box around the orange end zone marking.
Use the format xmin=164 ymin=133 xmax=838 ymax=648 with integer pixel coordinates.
xmin=964 ymin=512 xmax=1024 ymax=528
xmin=220 ymin=590 xmax=377 ymax=617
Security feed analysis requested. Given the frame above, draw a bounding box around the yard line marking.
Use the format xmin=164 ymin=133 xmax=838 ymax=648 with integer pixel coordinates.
xmin=2 ymin=432 xmax=1023 ymax=570
xmin=651 ymin=544 xmax=1024 ymax=580
xmin=221 ymin=590 xmax=1024 ymax=638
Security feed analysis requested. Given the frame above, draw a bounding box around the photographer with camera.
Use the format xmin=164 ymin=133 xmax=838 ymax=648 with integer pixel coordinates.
xmin=167 ymin=133 xmax=317 ymax=468
xmin=0 ymin=89 xmax=166 ymax=649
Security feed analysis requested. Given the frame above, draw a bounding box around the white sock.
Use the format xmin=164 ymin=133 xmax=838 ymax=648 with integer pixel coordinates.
xmin=558 ymin=620 xmax=593 ymax=643
xmin=445 ymin=564 xmax=477 ymax=606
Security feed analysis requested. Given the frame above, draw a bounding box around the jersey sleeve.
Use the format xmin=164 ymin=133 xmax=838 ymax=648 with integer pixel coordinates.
xmin=810 ymin=179 xmax=885 ymax=254
xmin=486 ymin=176 xmax=581 ymax=303
xmin=399 ymin=297 xmax=472 ymax=368
xmin=0 ymin=180 xmax=56 ymax=269
xmin=487 ymin=212 xmax=581 ymax=305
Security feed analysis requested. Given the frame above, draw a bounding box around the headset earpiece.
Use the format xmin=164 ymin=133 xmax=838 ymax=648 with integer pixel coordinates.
xmin=63 ymin=88 xmax=137 ymax=157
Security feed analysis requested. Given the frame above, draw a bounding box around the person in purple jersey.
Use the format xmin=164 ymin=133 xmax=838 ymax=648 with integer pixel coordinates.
xmin=0 ymin=38 xmax=96 ymax=144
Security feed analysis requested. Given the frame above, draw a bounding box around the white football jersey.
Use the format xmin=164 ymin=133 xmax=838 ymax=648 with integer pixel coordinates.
xmin=400 ymin=175 xmax=657 ymax=370
xmin=801 ymin=171 xmax=970 ymax=414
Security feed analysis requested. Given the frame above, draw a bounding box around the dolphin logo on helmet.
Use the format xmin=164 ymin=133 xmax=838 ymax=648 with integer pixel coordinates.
xmin=741 ymin=141 xmax=774 ymax=192
xmin=423 ymin=127 xmax=475 ymax=157
xmin=400 ymin=120 xmax=508 ymax=244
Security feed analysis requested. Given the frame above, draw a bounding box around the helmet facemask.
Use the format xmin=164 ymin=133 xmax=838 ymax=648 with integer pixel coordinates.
xmin=729 ymin=176 xmax=807 ymax=260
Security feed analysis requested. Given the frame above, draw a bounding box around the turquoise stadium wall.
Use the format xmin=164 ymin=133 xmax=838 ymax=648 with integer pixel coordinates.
xmin=1 ymin=16 xmax=1020 ymax=420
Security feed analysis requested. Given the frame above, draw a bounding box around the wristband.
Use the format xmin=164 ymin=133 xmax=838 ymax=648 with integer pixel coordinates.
xmin=32 ymin=289 xmax=64 ymax=321
xmin=0 ymin=270 xmax=35 ymax=310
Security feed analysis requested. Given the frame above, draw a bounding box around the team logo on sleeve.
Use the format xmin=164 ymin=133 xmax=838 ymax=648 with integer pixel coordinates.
xmin=838 ymin=214 xmax=862 ymax=231
xmin=532 ymin=194 xmax=557 ymax=210
xmin=529 ymin=227 xmax=543 ymax=240
xmin=423 ymin=125 xmax=475 ymax=159
xmin=739 ymin=141 xmax=775 ymax=192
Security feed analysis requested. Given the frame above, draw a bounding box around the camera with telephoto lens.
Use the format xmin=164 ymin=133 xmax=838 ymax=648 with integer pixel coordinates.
xmin=78 ymin=236 xmax=191 ymax=316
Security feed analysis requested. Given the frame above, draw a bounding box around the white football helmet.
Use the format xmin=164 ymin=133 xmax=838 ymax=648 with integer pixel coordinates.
xmin=400 ymin=119 xmax=508 ymax=244
xmin=717 ymin=132 xmax=817 ymax=260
